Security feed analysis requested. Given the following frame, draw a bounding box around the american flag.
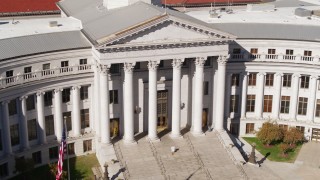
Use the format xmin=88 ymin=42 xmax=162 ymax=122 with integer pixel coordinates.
xmin=56 ymin=127 xmax=67 ymax=180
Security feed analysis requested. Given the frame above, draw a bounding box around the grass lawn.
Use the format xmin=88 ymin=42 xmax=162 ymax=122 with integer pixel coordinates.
xmin=243 ymin=137 xmax=302 ymax=163
xmin=10 ymin=153 xmax=100 ymax=180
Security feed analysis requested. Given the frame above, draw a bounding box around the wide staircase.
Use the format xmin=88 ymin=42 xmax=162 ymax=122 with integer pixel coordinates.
xmin=114 ymin=130 xmax=245 ymax=180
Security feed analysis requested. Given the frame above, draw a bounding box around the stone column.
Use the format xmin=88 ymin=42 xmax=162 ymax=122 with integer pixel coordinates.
xmin=215 ymin=55 xmax=227 ymax=131
xmin=241 ymin=73 xmax=248 ymax=119
xmin=256 ymin=72 xmax=265 ymax=119
xmin=72 ymin=86 xmax=81 ymax=137
xmin=93 ymin=63 xmax=101 ymax=136
xmin=19 ymin=96 xmax=29 ymax=149
xmin=192 ymin=57 xmax=206 ymax=135
xmin=224 ymin=73 xmax=232 ymax=118
xmin=36 ymin=92 xmax=46 ymax=144
xmin=123 ymin=62 xmax=135 ymax=143
xmin=272 ymin=73 xmax=282 ymax=119
xmin=290 ymin=74 xmax=300 ymax=120
xmin=171 ymin=59 xmax=183 ymax=138
xmin=54 ymin=89 xmax=63 ymax=141
xmin=308 ymin=75 xmax=318 ymax=122
xmin=1 ymin=101 xmax=12 ymax=154
xmin=148 ymin=60 xmax=159 ymax=141
xmin=100 ymin=65 xmax=111 ymax=144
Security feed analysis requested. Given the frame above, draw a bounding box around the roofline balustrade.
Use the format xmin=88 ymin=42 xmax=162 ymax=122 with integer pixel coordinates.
xmin=0 ymin=64 xmax=92 ymax=89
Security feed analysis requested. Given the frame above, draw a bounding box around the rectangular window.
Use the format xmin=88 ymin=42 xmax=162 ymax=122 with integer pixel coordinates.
xmin=83 ymin=139 xmax=92 ymax=152
xmin=283 ymin=74 xmax=292 ymax=87
xmin=44 ymin=91 xmax=53 ymax=106
xmin=229 ymin=95 xmax=239 ymax=113
xmin=286 ymin=49 xmax=294 ymax=55
xmin=0 ymin=163 xmax=8 ymax=178
xmin=6 ymin=70 xmax=13 ymax=77
xmin=80 ymin=58 xmax=87 ymax=65
xmin=268 ymin=49 xmax=276 ymax=54
xmin=316 ymin=99 xmax=320 ymax=117
xmin=45 ymin=115 xmax=54 ymax=136
xmin=10 ymin=124 xmax=20 ymax=146
xmin=280 ymin=96 xmax=290 ymax=114
xmin=296 ymin=126 xmax=305 ymax=133
xmin=245 ymin=123 xmax=255 ymax=134
xmin=279 ymin=124 xmax=288 ymax=131
xmin=265 ymin=74 xmax=274 ymax=86
xmin=231 ymin=74 xmax=240 ymax=86
xmin=49 ymin=146 xmax=59 ymax=160
xmin=80 ymin=86 xmax=89 ymax=100
xmin=263 ymin=95 xmax=273 ymax=113
xmin=301 ymin=75 xmax=310 ymax=89
xmin=233 ymin=48 xmax=241 ymax=54
xmin=304 ymin=50 xmax=312 ymax=56
xmin=298 ymin=97 xmax=308 ymax=115
xmin=246 ymin=95 xmax=256 ymax=112
xmin=63 ymin=112 xmax=72 ymax=131
xmin=81 ymin=109 xmax=90 ymax=129
xmin=250 ymin=48 xmax=258 ymax=54
xmin=42 ymin=63 xmax=52 ymax=76
xmin=8 ymin=99 xmax=17 ymax=116
xmin=61 ymin=61 xmax=69 ymax=73
xmin=28 ymin=119 xmax=37 ymax=141
xmin=26 ymin=95 xmax=35 ymax=111
xmin=68 ymin=143 xmax=75 ymax=155
xmin=43 ymin=63 xmax=50 ymax=70
xmin=32 ymin=151 xmax=42 ymax=164
xmin=24 ymin=66 xmax=32 ymax=73
xmin=203 ymin=81 xmax=209 ymax=95
xmin=134 ymin=62 xmax=140 ymax=70
xmin=62 ymin=88 xmax=71 ymax=103
xmin=248 ymin=73 xmax=257 ymax=86
xmin=110 ymin=64 xmax=120 ymax=74
xmin=109 ymin=90 xmax=118 ymax=104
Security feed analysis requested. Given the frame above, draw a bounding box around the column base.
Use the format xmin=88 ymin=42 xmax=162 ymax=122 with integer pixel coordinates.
xmin=123 ymin=138 xmax=137 ymax=145
xmin=191 ymin=131 xmax=205 ymax=137
xmin=169 ymin=133 xmax=183 ymax=139
xmin=146 ymin=136 xmax=161 ymax=142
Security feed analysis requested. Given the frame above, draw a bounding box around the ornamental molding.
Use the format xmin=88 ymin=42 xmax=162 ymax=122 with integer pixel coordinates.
xmin=275 ymin=72 xmax=283 ymax=77
xmin=123 ymin=62 xmax=135 ymax=73
xmin=293 ymin=73 xmax=301 ymax=78
xmin=1 ymin=100 xmax=10 ymax=105
xmin=217 ymin=55 xmax=229 ymax=65
xmin=19 ymin=96 xmax=28 ymax=101
xmin=99 ymin=64 xmax=110 ymax=75
xmin=72 ymin=86 xmax=81 ymax=90
xmin=36 ymin=92 xmax=45 ymax=96
xmin=194 ymin=57 xmax=206 ymax=67
xmin=54 ymin=88 xmax=63 ymax=93
xmin=172 ymin=59 xmax=183 ymax=69
xmin=148 ymin=61 xmax=158 ymax=71
xmin=311 ymin=75 xmax=318 ymax=80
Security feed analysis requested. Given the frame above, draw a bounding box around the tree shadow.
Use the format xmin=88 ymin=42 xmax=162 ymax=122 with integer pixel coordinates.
xmin=111 ymin=167 xmax=125 ymax=180
xmin=134 ymin=131 xmax=148 ymax=142
xmin=181 ymin=126 xmax=191 ymax=136
xmin=158 ymin=128 xmax=171 ymax=139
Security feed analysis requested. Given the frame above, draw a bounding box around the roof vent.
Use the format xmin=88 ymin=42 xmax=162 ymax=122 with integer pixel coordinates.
xmin=49 ymin=21 xmax=58 ymax=27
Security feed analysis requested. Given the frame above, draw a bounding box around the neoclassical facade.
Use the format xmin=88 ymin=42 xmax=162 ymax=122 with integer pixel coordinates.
xmin=1 ymin=0 xmax=320 ymax=178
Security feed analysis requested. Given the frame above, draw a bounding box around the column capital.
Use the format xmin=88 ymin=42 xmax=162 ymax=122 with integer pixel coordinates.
xmin=194 ymin=57 xmax=206 ymax=67
xmin=36 ymin=91 xmax=45 ymax=96
xmin=1 ymin=100 xmax=10 ymax=105
xmin=54 ymin=88 xmax=63 ymax=93
xmin=275 ymin=72 xmax=283 ymax=77
xmin=241 ymin=72 xmax=249 ymax=76
xmin=148 ymin=61 xmax=158 ymax=71
xmin=72 ymin=86 xmax=81 ymax=90
xmin=257 ymin=72 xmax=266 ymax=76
xmin=293 ymin=73 xmax=301 ymax=78
xmin=19 ymin=96 xmax=28 ymax=101
xmin=217 ymin=55 xmax=229 ymax=65
xmin=124 ymin=62 xmax=135 ymax=73
xmin=172 ymin=59 xmax=183 ymax=69
xmin=99 ymin=64 xmax=110 ymax=75
xmin=311 ymin=75 xmax=318 ymax=80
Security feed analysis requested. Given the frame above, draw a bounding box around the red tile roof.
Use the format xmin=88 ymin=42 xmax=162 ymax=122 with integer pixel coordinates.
xmin=163 ymin=0 xmax=261 ymax=6
xmin=0 ymin=0 xmax=60 ymax=13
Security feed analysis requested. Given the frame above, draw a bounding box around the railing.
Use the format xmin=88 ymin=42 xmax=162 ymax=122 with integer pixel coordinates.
xmin=148 ymin=140 xmax=168 ymax=180
xmin=0 ymin=64 xmax=92 ymax=89
xmin=114 ymin=142 xmax=130 ymax=180
xmin=230 ymin=53 xmax=320 ymax=65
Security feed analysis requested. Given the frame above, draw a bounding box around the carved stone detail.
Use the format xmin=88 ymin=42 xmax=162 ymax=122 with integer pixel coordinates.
xmin=99 ymin=65 xmax=110 ymax=75
xmin=148 ymin=61 xmax=158 ymax=71
xmin=54 ymin=89 xmax=63 ymax=93
xmin=194 ymin=57 xmax=206 ymax=67
xmin=172 ymin=59 xmax=183 ymax=69
xmin=217 ymin=55 xmax=228 ymax=65
xmin=72 ymin=86 xmax=81 ymax=90
xmin=123 ymin=62 xmax=135 ymax=73
xmin=36 ymin=92 xmax=45 ymax=96
xmin=1 ymin=100 xmax=10 ymax=105
xmin=19 ymin=96 xmax=28 ymax=101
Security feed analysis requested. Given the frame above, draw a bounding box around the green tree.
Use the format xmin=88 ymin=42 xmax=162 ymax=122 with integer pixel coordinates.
xmin=283 ymin=127 xmax=304 ymax=146
xmin=257 ymin=122 xmax=284 ymax=146
xmin=279 ymin=143 xmax=292 ymax=155
xmin=49 ymin=163 xmax=67 ymax=180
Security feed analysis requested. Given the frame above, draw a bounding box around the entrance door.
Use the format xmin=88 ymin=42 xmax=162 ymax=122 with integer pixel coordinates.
xmin=157 ymin=90 xmax=168 ymax=132
xmin=312 ymin=128 xmax=320 ymax=141
xmin=202 ymin=108 xmax=208 ymax=128
xmin=110 ymin=118 xmax=120 ymax=138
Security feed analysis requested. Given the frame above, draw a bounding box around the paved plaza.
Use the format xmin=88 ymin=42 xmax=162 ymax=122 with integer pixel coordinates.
xmin=107 ymin=130 xmax=320 ymax=180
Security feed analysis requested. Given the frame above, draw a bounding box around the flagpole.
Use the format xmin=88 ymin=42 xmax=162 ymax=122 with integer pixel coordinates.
xmin=64 ymin=117 xmax=70 ymax=180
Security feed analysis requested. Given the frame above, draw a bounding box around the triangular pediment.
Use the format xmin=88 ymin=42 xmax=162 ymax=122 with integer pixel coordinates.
xmin=96 ymin=16 xmax=236 ymax=49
